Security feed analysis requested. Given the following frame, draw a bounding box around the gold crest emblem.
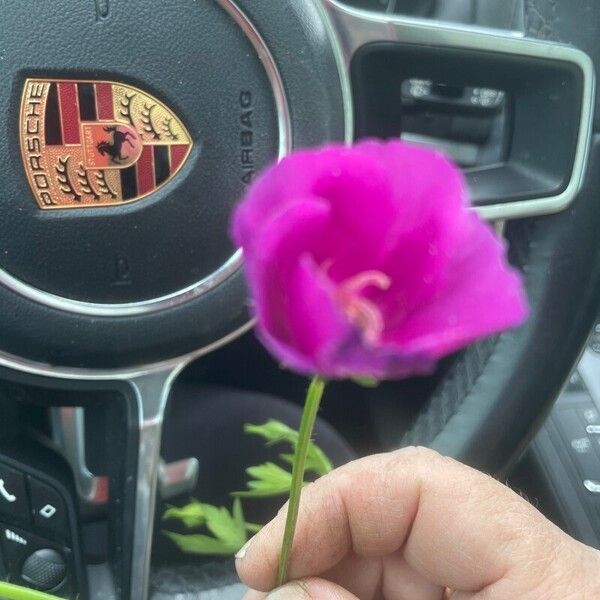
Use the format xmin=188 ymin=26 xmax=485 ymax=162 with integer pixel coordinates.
xmin=19 ymin=79 xmax=193 ymax=209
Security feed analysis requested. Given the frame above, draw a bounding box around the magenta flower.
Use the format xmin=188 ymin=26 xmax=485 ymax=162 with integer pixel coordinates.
xmin=231 ymin=140 xmax=527 ymax=379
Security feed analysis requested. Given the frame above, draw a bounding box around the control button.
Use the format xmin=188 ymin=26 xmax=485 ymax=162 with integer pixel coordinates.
xmin=40 ymin=505 xmax=57 ymax=519
xmin=470 ymin=87 xmax=506 ymax=109
xmin=4 ymin=528 xmax=28 ymax=546
xmin=1 ymin=525 xmax=35 ymax=581
xmin=570 ymin=437 xmax=591 ymax=454
xmin=586 ymin=425 xmax=600 ymax=435
xmin=554 ymin=409 xmax=600 ymax=480
xmin=583 ymin=479 xmax=600 ymax=494
xmin=0 ymin=523 xmax=72 ymax=594
xmin=566 ymin=371 xmax=585 ymax=391
xmin=579 ymin=406 xmax=600 ymax=425
xmin=21 ymin=548 xmax=66 ymax=591
xmin=28 ymin=477 xmax=69 ymax=541
xmin=0 ymin=463 xmax=30 ymax=524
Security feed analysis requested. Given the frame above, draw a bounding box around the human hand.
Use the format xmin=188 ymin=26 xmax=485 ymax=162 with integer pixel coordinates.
xmin=236 ymin=447 xmax=600 ymax=599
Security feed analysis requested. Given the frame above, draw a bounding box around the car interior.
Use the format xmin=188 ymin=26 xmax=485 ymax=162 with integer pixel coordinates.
xmin=0 ymin=0 xmax=599 ymax=598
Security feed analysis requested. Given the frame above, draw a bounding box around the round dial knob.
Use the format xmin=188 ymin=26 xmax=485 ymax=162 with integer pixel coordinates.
xmin=21 ymin=548 xmax=67 ymax=591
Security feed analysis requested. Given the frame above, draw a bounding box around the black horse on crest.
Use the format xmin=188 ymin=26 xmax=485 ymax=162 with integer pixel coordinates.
xmin=96 ymin=126 xmax=137 ymax=164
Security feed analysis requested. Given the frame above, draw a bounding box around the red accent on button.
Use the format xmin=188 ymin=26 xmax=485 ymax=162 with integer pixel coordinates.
xmin=95 ymin=83 xmax=114 ymax=120
xmin=170 ymin=144 xmax=189 ymax=174
xmin=57 ymin=83 xmax=80 ymax=144
xmin=136 ymin=146 xmax=155 ymax=196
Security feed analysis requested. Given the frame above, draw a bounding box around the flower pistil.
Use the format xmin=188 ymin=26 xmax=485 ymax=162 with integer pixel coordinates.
xmin=336 ymin=270 xmax=391 ymax=345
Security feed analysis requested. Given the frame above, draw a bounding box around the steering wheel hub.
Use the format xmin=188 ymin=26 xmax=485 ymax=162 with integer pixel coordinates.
xmin=0 ymin=0 xmax=345 ymax=369
xmin=5 ymin=1 xmax=283 ymax=307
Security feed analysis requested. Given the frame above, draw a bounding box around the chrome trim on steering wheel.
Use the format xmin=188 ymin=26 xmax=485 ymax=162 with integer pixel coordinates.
xmin=318 ymin=0 xmax=596 ymax=221
xmin=50 ymin=407 xmax=109 ymax=508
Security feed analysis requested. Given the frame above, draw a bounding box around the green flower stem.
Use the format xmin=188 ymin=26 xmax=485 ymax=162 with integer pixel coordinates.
xmin=277 ymin=376 xmax=326 ymax=586
xmin=0 ymin=582 xmax=62 ymax=600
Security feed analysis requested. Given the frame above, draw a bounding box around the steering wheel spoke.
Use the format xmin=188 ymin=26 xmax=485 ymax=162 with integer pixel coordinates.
xmin=318 ymin=0 xmax=595 ymax=220
xmin=125 ymin=370 xmax=179 ymax=600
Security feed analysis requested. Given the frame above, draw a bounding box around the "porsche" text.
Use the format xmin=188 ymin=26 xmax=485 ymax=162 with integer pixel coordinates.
xmin=22 ymin=82 xmax=55 ymax=207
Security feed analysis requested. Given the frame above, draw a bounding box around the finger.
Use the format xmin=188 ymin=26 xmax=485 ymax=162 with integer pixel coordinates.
xmin=321 ymin=552 xmax=381 ymax=599
xmin=322 ymin=552 xmax=443 ymax=600
xmin=244 ymin=578 xmax=359 ymax=600
xmin=236 ymin=447 xmax=567 ymax=594
xmin=380 ymin=555 xmax=445 ymax=600
xmin=451 ymin=538 xmax=600 ymax=600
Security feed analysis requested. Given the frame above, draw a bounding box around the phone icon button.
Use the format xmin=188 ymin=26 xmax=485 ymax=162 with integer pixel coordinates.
xmin=0 ymin=464 xmax=29 ymax=523
xmin=0 ymin=478 xmax=17 ymax=503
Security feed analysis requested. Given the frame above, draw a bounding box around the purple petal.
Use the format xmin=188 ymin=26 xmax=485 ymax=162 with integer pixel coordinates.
xmin=322 ymin=330 xmax=438 ymax=379
xmin=337 ymin=141 xmax=475 ymax=320
xmin=232 ymin=145 xmax=403 ymax=272
xmin=231 ymin=152 xmax=319 ymax=252
xmin=231 ymin=139 xmax=528 ymax=380
xmin=382 ymin=214 xmax=528 ymax=358
xmin=356 ymin=140 xmax=469 ymax=249
xmin=243 ymin=198 xmax=356 ymax=375
xmin=277 ymin=255 xmax=358 ymax=375
xmin=245 ymin=197 xmax=330 ymax=342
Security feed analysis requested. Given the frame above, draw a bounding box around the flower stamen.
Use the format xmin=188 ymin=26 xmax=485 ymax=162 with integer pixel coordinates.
xmin=341 ymin=270 xmax=391 ymax=295
xmin=337 ymin=270 xmax=391 ymax=345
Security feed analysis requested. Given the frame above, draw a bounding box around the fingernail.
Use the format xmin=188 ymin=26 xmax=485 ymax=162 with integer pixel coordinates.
xmin=265 ymin=584 xmax=307 ymax=599
xmin=243 ymin=591 xmax=267 ymax=600
xmin=266 ymin=591 xmax=295 ymax=599
xmin=235 ymin=538 xmax=253 ymax=560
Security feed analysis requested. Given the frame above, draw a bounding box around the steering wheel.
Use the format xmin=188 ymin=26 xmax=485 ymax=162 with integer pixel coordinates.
xmin=0 ymin=0 xmax=597 ymax=598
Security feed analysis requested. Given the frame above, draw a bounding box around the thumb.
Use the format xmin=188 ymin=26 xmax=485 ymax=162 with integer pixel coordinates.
xmin=244 ymin=578 xmax=359 ymax=600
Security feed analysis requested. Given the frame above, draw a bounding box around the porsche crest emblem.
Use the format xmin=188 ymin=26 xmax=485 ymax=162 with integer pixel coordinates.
xmin=19 ymin=79 xmax=193 ymax=209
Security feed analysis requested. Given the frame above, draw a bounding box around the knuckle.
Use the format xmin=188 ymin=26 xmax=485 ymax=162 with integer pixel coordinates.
xmin=386 ymin=445 xmax=444 ymax=475
xmin=397 ymin=445 xmax=442 ymax=462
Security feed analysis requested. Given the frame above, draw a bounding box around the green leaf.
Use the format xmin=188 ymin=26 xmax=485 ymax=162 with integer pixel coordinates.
xmin=232 ymin=497 xmax=245 ymax=531
xmin=202 ymin=503 xmax=247 ymax=549
xmin=278 ymin=453 xmax=295 ymax=466
xmin=233 ymin=462 xmax=294 ymax=498
xmin=163 ymin=499 xmax=248 ymax=556
xmin=352 ymin=376 xmax=380 ymax=388
xmin=232 ymin=497 xmax=261 ymax=536
xmin=244 ymin=420 xmax=333 ymax=476
xmin=244 ymin=420 xmax=298 ymax=447
xmin=279 ymin=450 xmax=332 ymax=478
xmin=162 ymin=499 xmax=205 ymax=529
xmin=306 ymin=444 xmax=333 ymax=476
xmin=164 ymin=531 xmax=239 ymax=556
